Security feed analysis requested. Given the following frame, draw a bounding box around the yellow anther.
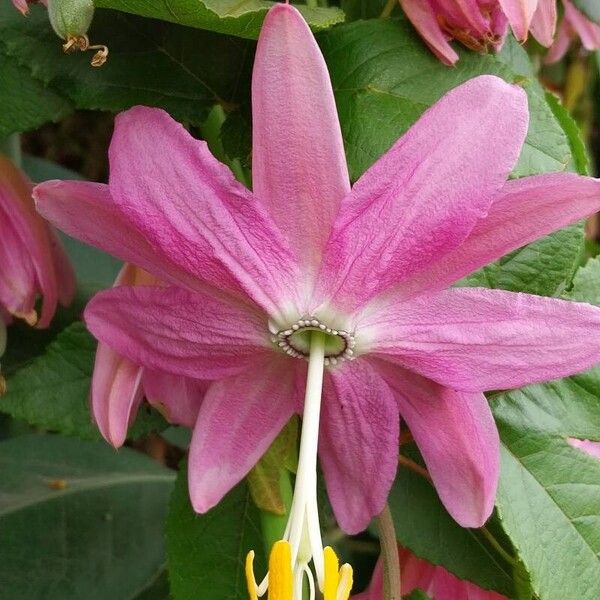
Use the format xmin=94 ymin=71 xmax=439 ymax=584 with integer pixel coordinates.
xmin=323 ymin=546 xmax=353 ymax=600
xmin=268 ymin=540 xmax=293 ymax=600
xmin=245 ymin=551 xmax=259 ymax=600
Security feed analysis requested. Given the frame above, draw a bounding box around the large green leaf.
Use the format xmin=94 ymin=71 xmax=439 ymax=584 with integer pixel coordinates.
xmin=572 ymin=0 xmax=600 ymax=24
xmin=167 ymin=463 xmax=266 ymax=600
xmin=0 ymin=434 xmax=174 ymax=599
xmin=0 ymin=4 xmax=254 ymax=133
xmin=94 ymin=0 xmax=345 ymax=39
xmin=489 ymin=257 xmax=600 ymax=600
xmin=0 ymin=322 xmax=165 ymax=439
xmin=388 ymin=467 xmax=514 ymax=597
xmin=0 ymin=53 xmax=72 ymax=137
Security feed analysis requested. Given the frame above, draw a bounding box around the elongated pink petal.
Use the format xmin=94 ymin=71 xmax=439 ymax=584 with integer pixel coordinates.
xmin=567 ymin=438 xmax=600 ymax=459
xmin=544 ymin=18 xmax=572 ymax=63
xmin=377 ymin=173 xmax=600 ymax=303
xmin=529 ymin=0 xmax=557 ymax=46
xmin=317 ymin=76 xmax=528 ymax=313
xmin=48 ymin=231 xmax=76 ymax=307
xmin=564 ymin=0 xmax=600 ymax=50
xmin=91 ymin=343 xmax=144 ymax=448
xmin=375 ymin=361 xmax=499 ymax=527
xmin=84 ymin=285 xmax=271 ymax=379
xmin=364 ymin=287 xmax=600 ymax=392
xmin=108 ymin=106 xmax=300 ymax=317
xmin=142 ymin=370 xmax=207 ymax=427
xmin=11 ymin=0 xmax=29 ymax=14
xmin=188 ymin=355 xmax=299 ymax=513
xmin=319 ymin=359 xmax=399 ymax=534
xmin=252 ymin=3 xmax=350 ymax=276
xmin=399 ymin=0 xmax=460 ymax=65
xmin=35 ymin=181 xmax=212 ymax=295
xmin=498 ymin=0 xmax=538 ymax=40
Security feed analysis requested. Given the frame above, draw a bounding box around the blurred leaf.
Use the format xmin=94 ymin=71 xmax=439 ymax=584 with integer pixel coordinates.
xmin=0 ymin=322 xmax=166 ymax=440
xmin=132 ymin=568 xmax=170 ymax=600
xmin=0 ymin=434 xmax=174 ymax=599
xmin=341 ymin=0 xmax=389 ymax=20
xmin=388 ymin=466 xmax=514 ymax=597
xmin=0 ymin=53 xmax=72 ymax=137
xmin=489 ymin=258 xmax=600 ymax=600
xmin=167 ymin=463 xmax=266 ymax=600
xmin=572 ymin=0 xmax=600 ymax=24
xmin=0 ymin=5 xmax=254 ymax=133
xmin=94 ymin=0 xmax=345 ymax=39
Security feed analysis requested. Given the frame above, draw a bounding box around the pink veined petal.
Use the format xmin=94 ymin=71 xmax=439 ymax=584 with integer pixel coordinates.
xmin=48 ymin=230 xmax=76 ymax=307
xmin=399 ymin=0 xmax=460 ymax=66
xmin=34 ymin=181 xmax=215 ymax=295
xmin=363 ymin=287 xmax=600 ymax=393
xmin=107 ymin=106 xmax=300 ymax=318
xmin=317 ymin=75 xmax=528 ymax=314
xmin=252 ymin=3 xmax=350 ymax=277
xmin=372 ymin=172 xmax=600 ymax=303
xmin=188 ymin=354 xmax=299 ymax=513
xmin=142 ymin=370 xmax=207 ymax=428
xmin=11 ymin=0 xmax=29 ymax=14
xmin=544 ymin=17 xmax=573 ymax=63
xmin=400 ymin=548 xmax=437 ymax=596
xmin=91 ymin=342 xmax=144 ymax=448
xmin=563 ymin=0 xmax=600 ymax=50
xmin=84 ymin=285 xmax=271 ymax=380
xmin=529 ymin=0 xmax=557 ymax=46
xmin=319 ymin=359 xmax=399 ymax=534
xmin=567 ymin=437 xmax=600 ymax=459
xmin=498 ymin=0 xmax=539 ymax=40
xmin=375 ymin=361 xmax=499 ymax=528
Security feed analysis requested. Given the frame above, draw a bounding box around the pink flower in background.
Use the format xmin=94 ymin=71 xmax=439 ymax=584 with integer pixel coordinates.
xmin=0 ymin=153 xmax=74 ymax=328
xmin=354 ymin=547 xmax=508 ymax=600
xmin=399 ymin=0 xmax=599 ymax=64
xmin=11 ymin=0 xmax=47 ymax=15
xmin=35 ymin=2 xmax=600 ymax=543
xmin=568 ymin=437 xmax=600 ymax=458
xmin=91 ymin=263 xmax=206 ymax=447
xmin=545 ymin=0 xmax=600 ymax=63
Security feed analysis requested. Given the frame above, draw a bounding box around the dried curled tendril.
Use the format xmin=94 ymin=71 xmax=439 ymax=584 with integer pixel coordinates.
xmin=62 ymin=34 xmax=108 ymax=67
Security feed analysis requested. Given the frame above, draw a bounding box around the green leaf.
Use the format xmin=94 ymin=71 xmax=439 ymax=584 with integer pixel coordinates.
xmin=388 ymin=467 xmax=514 ymax=597
xmin=489 ymin=259 xmax=600 ymax=600
xmin=94 ymin=0 xmax=345 ymax=39
xmin=167 ymin=462 xmax=266 ymax=600
xmin=0 ymin=434 xmax=174 ymax=599
xmin=0 ymin=4 xmax=254 ymax=132
xmin=0 ymin=53 xmax=72 ymax=137
xmin=572 ymin=0 xmax=600 ymax=25
xmin=0 ymin=322 xmax=166 ymax=440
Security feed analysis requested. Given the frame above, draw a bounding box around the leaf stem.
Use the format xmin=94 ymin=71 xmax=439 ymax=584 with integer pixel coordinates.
xmin=380 ymin=0 xmax=397 ymax=18
xmin=376 ymin=504 xmax=401 ymax=599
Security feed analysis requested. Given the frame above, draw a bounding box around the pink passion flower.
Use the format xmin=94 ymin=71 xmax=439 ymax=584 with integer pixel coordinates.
xmin=91 ymin=263 xmax=206 ymax=447
xmin=34 ymin=1 xmax=600 ymax=592
xmin=354 ymin=546 xmax=507 ymax=600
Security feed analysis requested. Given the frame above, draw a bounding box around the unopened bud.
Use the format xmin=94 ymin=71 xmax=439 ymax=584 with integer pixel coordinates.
xmin=47 ymin=0 xmax=108 ymax=67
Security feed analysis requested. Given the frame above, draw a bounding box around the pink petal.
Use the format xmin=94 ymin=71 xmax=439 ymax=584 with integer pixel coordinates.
xmin=142 ymin=370 xmax=207 ymax=427
xmin=84 ymin=285 xmax=270 ymax=379
xmin=35 ymin=181 xmax=211 ymax=294
xmin=319 ymin=359 xmax=399 ymax=534
xmin=364 ymin=287 xmax=600 ymax=392
xmin=317 ymin=76 xmax=528 ymax=313
xmin=376 ymin=361 xmax=499 ymax=528
xmin=108 ymin=106 xmax=300 ymax=317
xmin=544 ymin=18 xmax=573 ymax=63
xmin=91 ymin=342 xmax=144 ymax=448
xmin=567 ymin=438 xmax=600 ymax=459
xmin=11 ymin=0 xmax=29 ymax=14
xmin=48 ymin=230 xmax=76 ymax=307
xmin=188 ymin=355 xmax=299 ymax=513
xmin=529 ymin=0 xmax=557 ymax=47
xmin=498 ymin=0 xmax=538 ymax=40
xmin=399 ymin=0 xmax=460 ymax=66
xmin=380 ymin=172 xmax=600 ymax=303
xmin=252 ymin=3 xmax=350 ymax=276
xmin=564 ymin=0 xmax=600 ymax=50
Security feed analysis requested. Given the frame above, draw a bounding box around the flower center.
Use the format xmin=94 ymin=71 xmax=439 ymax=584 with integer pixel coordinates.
xmin=272 ymin=317 xmax=355 ymax=366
